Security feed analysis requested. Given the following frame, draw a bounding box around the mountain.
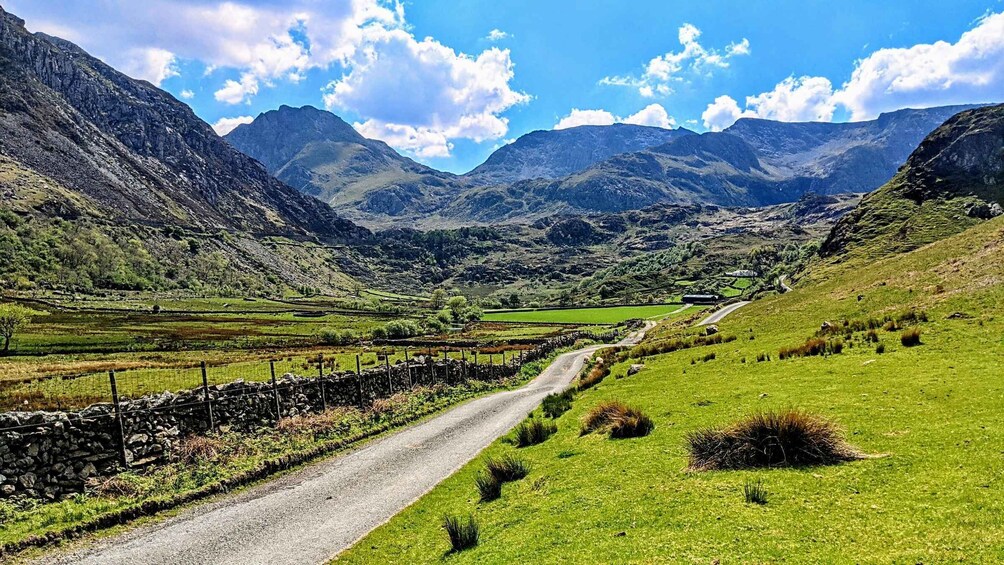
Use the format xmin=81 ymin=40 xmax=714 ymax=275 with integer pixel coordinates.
xmin=0 ymin=7 xmax=368 ymax=295
xmin=724 ymin=105 xmax=982 ymax=194
xmin=443 ymin=105 xmax=986 ymax=223
xmin=0 ymin=9 xmax=363 ymax=240
xmin=463 ymin=124 xmax=694 ymax=186
xmin=225 ymin=106 xmax=466 ymax=224
xmin=821 ymin=103 xmax=1004 ymax=257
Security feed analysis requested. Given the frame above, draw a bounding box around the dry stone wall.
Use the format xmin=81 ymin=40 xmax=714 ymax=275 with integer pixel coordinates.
xmin=0 ymin=331 xmax=613 ymax=500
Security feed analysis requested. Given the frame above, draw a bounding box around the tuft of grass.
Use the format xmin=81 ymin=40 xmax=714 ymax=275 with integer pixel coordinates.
xmin=511 ymin=418 xmax=558 ymax=447
xmin=686 ymin=409 xmax=861 ymax=470
xmin=542 ymin=389 xmax=574 ymax=418
xmin=743 ymin=479 xmax=768 ymax=505
xmin=876 ymin=343 xmax=886 ymax=354
xmin=474 ymin=472 xmax=501 ymax=502
xmin=901 ymin=328 xmax=922 ymax=347
xmin=779 ymin=337 xmax=844 ymax=360
xmin=581 ymin=401 xmax=654 ymax=439
xmin=484 ymin=453 xmax=530 ymax=483
xmin=174 ymin=435 xmax=227 ymax=465
xmin=443 ymin=514 xmax=479 ymax=552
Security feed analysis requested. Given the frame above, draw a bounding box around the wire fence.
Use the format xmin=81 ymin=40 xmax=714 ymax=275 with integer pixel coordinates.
xmin=0 ymin=330 xmax=620 ymax=499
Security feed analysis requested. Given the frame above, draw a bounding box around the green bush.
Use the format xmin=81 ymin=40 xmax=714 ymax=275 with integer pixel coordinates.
xmin=511 ymin=418 xmax=557 ymax=447
xmin=542 ymin=389 xmax=574 ymax=418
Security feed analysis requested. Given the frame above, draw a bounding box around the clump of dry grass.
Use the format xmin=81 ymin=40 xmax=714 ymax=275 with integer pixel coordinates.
xmin=87 ymin=474 xmax=146 ymax=498
xmin=580 ymin=401 xmax=654 ymax=439
xmin=900 ymin=328 xmax=922 ymax=347
xmin=275 ymin=407 xmax=358 ymax=435
xmin=175 ymin=435 xmax=227 ymax=464
xmin=685 ymin=409 xmax=861 ymax=470
xmin=778 ymin=337 xmax=843 ymax=360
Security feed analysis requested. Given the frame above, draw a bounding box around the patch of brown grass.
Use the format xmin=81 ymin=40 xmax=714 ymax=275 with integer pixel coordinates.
xmin=581 ymin=400 xmax=654 ymax=439
xmin=686 ymin=409 xmax=862 ymax=471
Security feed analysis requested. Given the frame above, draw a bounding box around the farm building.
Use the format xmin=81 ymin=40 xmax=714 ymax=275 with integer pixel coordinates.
xmin=682 ymin=294 xmax=722 ymax=305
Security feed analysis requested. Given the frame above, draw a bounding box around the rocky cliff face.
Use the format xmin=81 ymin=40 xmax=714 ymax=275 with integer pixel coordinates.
xmin=442 ymin=106 xmax=987 ymax=223
xmin=821 ymin=104 xmax=1004 ymax=256
xmin=225 ymin=105 xmax=466 ymax=226
xmin=463 ymin=123 xmax=693 ymax=186
xmin=0 ymin=8 xmax=365 ymax=240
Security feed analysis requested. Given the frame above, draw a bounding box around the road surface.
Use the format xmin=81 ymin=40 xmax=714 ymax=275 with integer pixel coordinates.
xmin=697 ymin=301 xmax=751 ymax=326
xmin=43 ymin=326 xmax=651 ymax=565
xmin=779 ymin=275 xmax=792 ymax=293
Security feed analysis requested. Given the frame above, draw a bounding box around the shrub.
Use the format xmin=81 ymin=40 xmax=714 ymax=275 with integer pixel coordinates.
xmin=581 ymin=401 xmax=654 ymax=439
xmin=743 ymin=479 xmax=768 ymax=504
xmin=474 ymin=472 xmax=501 ymax=502
xmin=577 ymin=362 xmax=610 ymax=391
xmin=685 ymin=409 xmax=861 ymax=470
xmin=901 ymin=328 xmax=922 ymax=347
xmin=542 ymin=389 xmax=574 ymax=418
xmin=443 ymin=514 xmax=479 ymax=552
xmin=511 ymin=418 xmax=557 ymax=447
xmin=484 ymin=453 xmax=530 ymax=483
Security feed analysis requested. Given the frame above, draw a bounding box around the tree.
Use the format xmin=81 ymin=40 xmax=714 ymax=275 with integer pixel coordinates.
xmin=0 ymin=304 xmax=39 ymax=353
xmin=447 ymin=296 xmax=469 ymax=322
xmin=429 ymin=288 xmax=448 ymax=309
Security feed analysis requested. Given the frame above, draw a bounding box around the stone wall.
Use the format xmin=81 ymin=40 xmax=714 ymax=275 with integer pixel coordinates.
xmin=0 ymin=331 xmax=613 ymax=500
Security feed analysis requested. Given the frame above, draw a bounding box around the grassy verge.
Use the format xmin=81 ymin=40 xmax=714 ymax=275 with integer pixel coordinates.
xmin=336 ymin=217 xmax=1004 ymax=563
xmin=483 ymin=304 xmax=697 ymax=325
xmin=1 ymin=342 xmax=591 ymax=557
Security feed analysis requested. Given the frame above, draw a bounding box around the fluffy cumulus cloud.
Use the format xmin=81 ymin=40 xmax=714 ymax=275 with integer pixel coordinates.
xmin=211 ymin=115 xmax=255 ymax=136
xmin=601 ymin=24 xmax=750 ymax=97
xmin=555 ymin=104 xmax=676 ymax=130
xmin=835 ymin=11 xmax=1004 ymax=119
xmin=120 ymin=47 xmax=180 ymax=87
xmin=703 ymin=11 xmax=1004 ymax=129
xmin=12 ymin=0 xmax=528 ymax=158
xmin=486 ymin=29 xmax=508 ymax=41
xmin=179 ymin=89 xmax=195 ymax=99
xmin=323 ymin=27 xmax=529 ymax=157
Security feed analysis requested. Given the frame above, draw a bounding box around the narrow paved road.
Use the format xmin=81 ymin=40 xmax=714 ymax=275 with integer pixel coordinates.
xmin=697 ymin=301 xmax=751 ymax=326
xmin=44 ymin=326 xmax=651 ymax=565
xmin=779 ymin=274 xmax=792 ymax=293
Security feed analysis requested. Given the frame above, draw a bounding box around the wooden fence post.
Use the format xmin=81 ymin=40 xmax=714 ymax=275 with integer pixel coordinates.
xmin=109 ymin=370 xmax=128 ymax=467
xmin=356 ymin=354 xmax=364 ymax=409
xmin=405 ymin=349 xmax=413 ymax=389
xmin=270 ymin=360 xmax=281 ymax=421
xmin=317 ymin=354 xmax=327 ymax=411
xmin=200 ymin=361 xmax=215 ymax=432
xmin=385 ymin=352 xmax=393 ymax=395
xmin=444 ymin=347 xmax=450 ymax=385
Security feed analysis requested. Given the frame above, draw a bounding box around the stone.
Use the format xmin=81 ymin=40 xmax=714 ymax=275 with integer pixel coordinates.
xmin=627 ymin=364 xmax=645 ymax=376
xmin=18 ymin=472 xmax=37 ymax=489
xmin=705 ymin=325 xmax=719 ymax=335
xmin=1 ymin=484 xmax=14 ymax=496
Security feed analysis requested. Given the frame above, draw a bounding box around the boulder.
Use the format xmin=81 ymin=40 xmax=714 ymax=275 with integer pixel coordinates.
xmin=627 ymin=364 xmax=645 ymax=376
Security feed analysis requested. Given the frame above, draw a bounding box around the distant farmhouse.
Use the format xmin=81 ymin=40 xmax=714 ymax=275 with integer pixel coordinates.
xmin=726 ymin=269 xmax=758 ymax=278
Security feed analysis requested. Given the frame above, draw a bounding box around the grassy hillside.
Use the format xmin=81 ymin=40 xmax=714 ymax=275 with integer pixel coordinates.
xmin=337 ymin=214 xmax=1004 ymax=563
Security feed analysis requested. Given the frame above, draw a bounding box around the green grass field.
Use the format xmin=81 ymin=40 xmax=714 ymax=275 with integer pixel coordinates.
xmin=483 ymin=304 xmax=697 ymax=325
xmin=337 ymin=217 xmax=1004 ymax=563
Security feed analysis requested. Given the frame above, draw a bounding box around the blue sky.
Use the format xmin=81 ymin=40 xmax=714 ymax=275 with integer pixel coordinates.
xmin=8 ymin=0 xmax=1004 ymax=173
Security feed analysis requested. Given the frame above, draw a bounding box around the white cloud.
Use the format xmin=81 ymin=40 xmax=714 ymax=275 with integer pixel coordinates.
xmin=701 ymin=95 xmax=753 ymax=131
xmin=601 ymin=23 xmax=750 ymax=97
xmin=323 ymin=28 xmax=529 ymax=157
xmin=554 ymin=109 xmax=616 ymax=130
xmin=354 ymin=120 xmax=453 ymax=158
xmin=179 ymin=89 xmax=195 ymax=100
xmin=555 ymin=104 xmax=677 ymax=130
xmin=702 ymin=11 xmax=1004 ymax=129
xmin=214 ymin=74 xmax=259 ymax=105
xmin=14 ymin=1 xmax=529 ymax=159
xmin=745 ymin=75 xmax=837 ymax=122
xmin=486 ymin=29 xmax=509 ymax=41
xmin=120 ymin=47 xmax=179 ymax=86
xmin=835 ymin=10 xmax=1004 ymax=119
xmin=211 ymin=115 xmax=255 ymax=136
xmin=623 ymin=104 xmax=678 ymax=128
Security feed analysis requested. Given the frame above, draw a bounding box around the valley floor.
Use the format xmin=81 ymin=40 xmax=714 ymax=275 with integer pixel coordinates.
xmin=336 ymin=217 xmax=1004 ymax=563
